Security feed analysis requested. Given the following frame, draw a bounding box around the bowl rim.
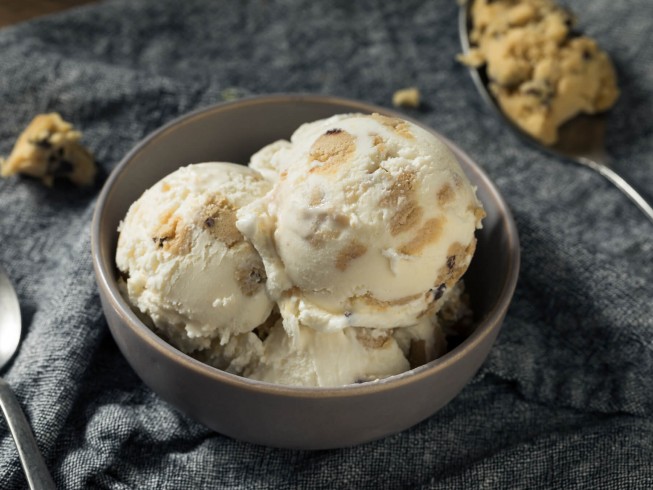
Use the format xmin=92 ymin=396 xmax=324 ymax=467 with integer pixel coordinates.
xmin=91 ymin=93 xmax=520 ymax=398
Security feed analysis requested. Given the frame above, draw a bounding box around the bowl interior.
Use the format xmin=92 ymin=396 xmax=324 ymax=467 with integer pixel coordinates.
xmin=95 ymin=94 xmax=519 ymax=386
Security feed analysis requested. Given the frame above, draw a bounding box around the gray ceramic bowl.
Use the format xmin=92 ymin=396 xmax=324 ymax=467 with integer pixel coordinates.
xmin=91 ymin=94 xmax=520 ymax=450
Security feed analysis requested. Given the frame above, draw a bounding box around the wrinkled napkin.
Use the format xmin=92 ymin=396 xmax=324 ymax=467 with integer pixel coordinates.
xmin=1 ymin=0 xmax=652 ymax=488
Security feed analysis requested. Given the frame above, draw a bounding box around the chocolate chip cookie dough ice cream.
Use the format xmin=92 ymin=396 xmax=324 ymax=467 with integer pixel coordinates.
xmin=116 ymin=113 xmax=485 ymax=387
xmin=458 ymin=0 xmax=619 ymax=144
xmin=115 ymin=162 xmax=274 ymax=373
xmin=246 ymin=294 xmax=451 ymax=387
xmin=238 ymin=113 xmax=485 ymax=336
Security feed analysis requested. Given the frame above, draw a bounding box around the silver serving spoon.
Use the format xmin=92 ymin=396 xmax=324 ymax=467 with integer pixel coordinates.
xmin=0 ymin=266 xmax=56 ymax=489
xmin=458 ymin=2 xmax=653 ymax=223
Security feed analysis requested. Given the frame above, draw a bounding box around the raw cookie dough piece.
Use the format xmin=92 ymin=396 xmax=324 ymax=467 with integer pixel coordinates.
xmin=392 ymin=87 xmax=421 ymax=108
xmin=458 ymin=0 xmax=619 ymax=145
xmin=1 ymin=113 xmax=96 ymax=186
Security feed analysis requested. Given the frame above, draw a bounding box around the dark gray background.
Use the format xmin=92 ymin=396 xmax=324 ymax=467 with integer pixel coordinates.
xmin=1 ymin=0 xmax=652 ymax=488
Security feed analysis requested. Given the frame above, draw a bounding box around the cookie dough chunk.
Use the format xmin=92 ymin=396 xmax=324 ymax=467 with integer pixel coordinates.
xmin=392 ymin=87 xmax=421 ymax=108
xmin=1 ymin=113 xmax=96 ymax=186
xmin=458 ymin=0 xmax=619 ymax=145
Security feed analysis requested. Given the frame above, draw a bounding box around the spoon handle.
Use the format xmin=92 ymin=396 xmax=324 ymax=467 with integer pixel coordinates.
xmin=578 ymin=156 xmax=653 ymax=224
xmin=0 ymin=378 xmax=56 ymax=490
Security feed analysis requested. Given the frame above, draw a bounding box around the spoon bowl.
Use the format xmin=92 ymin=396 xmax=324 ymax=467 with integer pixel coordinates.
xmin=0 ymin=266 xmax=56 ymax=489
xmin=458 ymin=1 xmax=653 ymax=223
xmin=0 ymin=266 xmax=21 ymax=369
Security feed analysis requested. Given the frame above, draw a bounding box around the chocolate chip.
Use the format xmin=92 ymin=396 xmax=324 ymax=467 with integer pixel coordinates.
xmin=521 ymin=80 xmax=554 ymax=107
xmin=325 ymin=128 xmax=343 ymax=135
xmin=153 ymin=237 xmax=168 ymax=248
xmin=344 ymin=311 xmax=352 ymax=318
xmin=249 ymin=269 xmax=264 ymax=284
xmin=582 ymin=50 xmax=592 ymax=61
xmin=524 ymin=90 xmax=553 ymax=107
xmin=204 ymin=217 xmax=215 ymax=228
xmin=32 ymin=138 xmax=52 ymax=149
xmin=446 ymin=255 xmax=456 ymax=270
xmin=431 ymin=284 xmax=447 ymax=301
xmin=523 ymin=81 xmax=549 ymax=96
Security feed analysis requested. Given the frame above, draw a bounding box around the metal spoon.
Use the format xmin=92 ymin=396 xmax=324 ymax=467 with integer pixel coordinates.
xmin=458 ymin=2 xmax=653 ymax=223
xmin=0 ymin=266 xmax=56 ymax=489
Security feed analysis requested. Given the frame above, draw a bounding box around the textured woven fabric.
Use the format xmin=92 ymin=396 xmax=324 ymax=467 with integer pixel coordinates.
xmin=1 ymin=0 xmax=652 ymax=488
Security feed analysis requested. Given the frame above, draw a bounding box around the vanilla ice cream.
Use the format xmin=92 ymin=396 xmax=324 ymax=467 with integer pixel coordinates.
xmin=116 ymin=162 xmax=274 ymax=358
xmin=238 ymin=113 xmax=485 ymax=334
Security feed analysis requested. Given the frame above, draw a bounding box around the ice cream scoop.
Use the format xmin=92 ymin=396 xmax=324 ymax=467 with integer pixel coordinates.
xmin=245 ymin=299 xmax=451 ymax=387
xmin=238 ymin=113 xmax=485 ymax=334
xmin=116 ymin=162 xmax=274 ymax=356
xmin=247 ymin=319 xmax=411 ymax=387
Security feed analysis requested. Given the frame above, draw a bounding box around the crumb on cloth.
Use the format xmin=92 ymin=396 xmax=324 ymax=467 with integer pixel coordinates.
xmin=0 ymin=112 xmax=96 ymax=186
xmin=392 ymin=87 xmax=421 ymax=108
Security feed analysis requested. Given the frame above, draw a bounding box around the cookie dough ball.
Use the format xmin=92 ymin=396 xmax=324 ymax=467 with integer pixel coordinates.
xmin=458 ymin=0 xmax=619 ymax=144
xmin=1 ymin=113 xmax=96 ymax=186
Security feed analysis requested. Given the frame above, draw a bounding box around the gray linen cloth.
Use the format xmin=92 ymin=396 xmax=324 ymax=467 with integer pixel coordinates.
xmin=1 ymin=0 xmax=652 ymax=488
